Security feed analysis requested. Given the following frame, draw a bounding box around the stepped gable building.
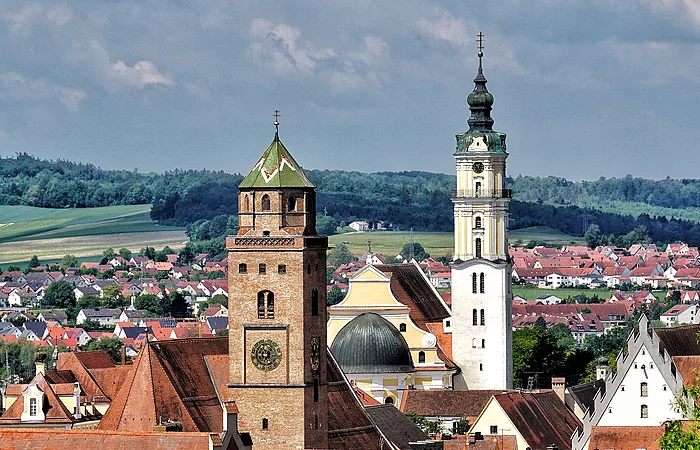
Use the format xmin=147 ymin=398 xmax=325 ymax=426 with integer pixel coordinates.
xmin=451 ymin=39 xmax=513 ymax=389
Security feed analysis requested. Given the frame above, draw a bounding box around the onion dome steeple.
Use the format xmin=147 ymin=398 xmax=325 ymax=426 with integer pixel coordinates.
xmin=467 ymin=50 xmax=495 ymax=132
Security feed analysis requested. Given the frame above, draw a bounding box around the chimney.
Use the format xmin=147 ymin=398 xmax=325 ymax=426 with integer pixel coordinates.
xmin=73 ymin=382 xmax=82 ymax=419
xmin=120 ymin=345 xmax=127 ymax=365
xmin=551 ymin=377 xmax=566 ymax=403
xmin=34 ymin=353 xmax=46 ymax=376
xmin=596 ymin=357 xmax=610 ymax=381
xmin=1 ymin=382 xmax=6 ymax=413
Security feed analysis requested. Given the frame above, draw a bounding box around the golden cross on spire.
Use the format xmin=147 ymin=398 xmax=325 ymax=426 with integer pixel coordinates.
xmin=367 ymin=239 xmax=372 ymax=255
xmin=273 ymin=108 xmax=281 ymax=133
xmin=477 ymin=32 xmax=485 ymax=58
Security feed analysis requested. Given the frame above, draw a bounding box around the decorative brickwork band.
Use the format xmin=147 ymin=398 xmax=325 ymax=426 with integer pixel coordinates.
xmin=451 ymin=189 xmax=512 ymax=199
xmin=234 ymin=237 xmax=296 ymax=246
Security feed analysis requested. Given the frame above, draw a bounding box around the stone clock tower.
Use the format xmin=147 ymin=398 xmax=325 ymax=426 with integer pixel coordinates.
xmin=227 ymin=119 xmax=329 ymax=449
xmin=451 ymin=39 xmax=513 ymax=390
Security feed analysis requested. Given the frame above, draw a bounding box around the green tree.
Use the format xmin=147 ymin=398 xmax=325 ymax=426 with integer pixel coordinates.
xmin=401 ymin=242 xmax=429 ymax=261
xmin=134 ymin=294 xmax=164 ymax=316
xmin=326 ymin=288 xmax=345 ymax=306
xmin=80 ymin=319 xmax=105 ymax=332
xmin=82 ymin=337 xmax=123 ymax=363
xmin=118 ymin=248 xmax=132 ymax=260
xmin=328 ymin=243 xmax=354 ymax=267
xmin=101 ymin=284 xmax=125 ymax=308
xmin=155 ymin=270 xmax=170 ymax=280
xmin=28 ymin=255 xmax=40 ymax=268
xmin=43 ymin=280 xmax=76 ymax=308
xmin=210 ymin=293 xmax=228 ymax=308
xmin=512 ymin=326 xmax=565 ymax=388
xmin=154 ymin=251 xmax=168 ymax=262
xmin=548 ymin=322 xmax=577 ymax=349
xmin=61 ymin=254 xmax=79 ymax=268
xmin=534 ymin=316 xmax=548 ymax=330
xmin=584 ymin=224 xmax=602 ymax=248
xmin=316 ymin=215 xmax=337 ymax=235
xmin=6 ymin=264 xmax=20 ymax=272
xmin=168 ymin=291 xmax=189 ymax=318
xmin=178 ymin=243 xmax=197 ymax=265
xmin=454 ymin=416 xmax=470 ymax=435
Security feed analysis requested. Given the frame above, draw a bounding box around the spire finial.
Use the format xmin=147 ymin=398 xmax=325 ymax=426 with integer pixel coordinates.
xmin=466 ymin=32 xmax=494 ymax=131
xmin=273 ymin=108 xmax=281 ymax=138
xmin=477 ymin=32 xmax=485 ymax=58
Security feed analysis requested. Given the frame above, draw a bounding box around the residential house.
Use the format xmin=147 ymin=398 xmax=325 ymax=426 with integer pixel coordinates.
xmin=118 ymin=309 xmax=148 ymax=323
xmin=349 ymin=220 xmax=369 ymax=232
xmin=660 ymin=304 xmax=699 ymax=327
xmin=430 ymin=272 xmax=452 ymax=289
xmin=76 ymin=308 xmax=122 ymax=326
xmin=74 ymin=286 xmax=100 ymax=300
xmin=200 ymin=304 xmax=228 ymax=320
xmin=37 ymin=311 xmax=69 ymax=324
xmin=468 ymin=390 xmax=581 ymax=450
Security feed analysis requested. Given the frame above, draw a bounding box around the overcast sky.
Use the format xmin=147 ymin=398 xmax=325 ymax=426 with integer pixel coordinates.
xmin=1 ymin=0 xmax=699 ymax=180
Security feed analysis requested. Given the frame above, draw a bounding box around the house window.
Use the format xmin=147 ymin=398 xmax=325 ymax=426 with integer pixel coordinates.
xmin=262 ymin=418 xmax=269 ymax=430
xmin=650 ymin=363 xmax=654 ymax=369
xmin=480 ymin=363 xmax=483 ymax=371
xmin=257 ymin=291 xmax=274 ymax=319
xmin=480 ymin=309 xmax=485 ymax=326
xmin=472 ymin=273 xmax=478 ymax=294
xmin=261 ymin=194 xmax=271 ymax=211
xmin=621 ymin=385 xmax=625 ymax=392
xmin=481 ymin=339 xmax=485 ymax=348
xmin=288 ymin=196 xmax=296 ymax=212
xmin=475 ymin=238 xmax=482 ymax=258
xmin=259 ymin=264 xmax=266 ymax=274
xmin=385 ymin=397 xmax=394 ymax=405
xmin=480 ymin=272 xmax=485 ymax=294
xmin=641 ymin=404 xmax=648 ymax=418
xmin=418 ymin=351 xmax=426 ymax=364
xmin=311 ymin=289 xmax=319 ymax=316
xmin=663 ymin=385 xmax=667 ymax=391
xmin=641 ymin=382 xmax=648 ymax=397
xmin=473 ymin=309 xmax=478 ymax=326
xmin=634 ymin=363 xmax=638 ymax=369
xmin=29 ymin=398 xmax=37 ymax=416
xmin=490 ymin=425 xmax=497 ymax=434
xmin=238 ymin=263 xmax=247 ymax=274
xmin=475 ymin=216 xmax=482 ymax=229
xmin=278 ymin=264 xmax=287 ymax=274
xmin=399 ymin=323 xmax=406 ymax=332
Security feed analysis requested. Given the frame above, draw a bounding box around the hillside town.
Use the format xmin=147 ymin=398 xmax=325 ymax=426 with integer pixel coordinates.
xmin=1 ymin=20 xmax=698 ymax=450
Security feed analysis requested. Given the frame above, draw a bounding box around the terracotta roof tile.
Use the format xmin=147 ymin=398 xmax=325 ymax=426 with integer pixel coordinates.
xmin=0 ymin=429 xmax=220 ymax=449
xmin=399 ymin=390 xmax=502 ymax=418
xmin=588 ymin=425 xmax=664 ymax=450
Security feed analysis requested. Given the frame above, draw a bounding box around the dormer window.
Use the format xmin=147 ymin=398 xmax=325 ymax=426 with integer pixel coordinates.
xmin=29 ymin=398 xmax=37 ymax=416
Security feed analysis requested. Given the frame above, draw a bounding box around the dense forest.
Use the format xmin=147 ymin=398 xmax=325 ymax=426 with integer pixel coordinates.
xmin=3 ymin=154 xmax=700 ymax=245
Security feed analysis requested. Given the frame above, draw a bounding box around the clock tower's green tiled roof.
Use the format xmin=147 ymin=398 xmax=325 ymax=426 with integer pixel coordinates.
xmin=239 ymin=132 xmax=315 ymax=189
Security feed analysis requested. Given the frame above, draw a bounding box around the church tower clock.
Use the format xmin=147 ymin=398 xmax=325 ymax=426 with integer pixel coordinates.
xmin=227 ymin=113 xmax=329 ymax=449
xmin=451 ymin=36 xmax=513 ymax=390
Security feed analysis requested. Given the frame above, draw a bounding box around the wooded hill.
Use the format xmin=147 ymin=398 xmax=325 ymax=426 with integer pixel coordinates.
xmin=2 ymin=154 xmax=700 ymax=245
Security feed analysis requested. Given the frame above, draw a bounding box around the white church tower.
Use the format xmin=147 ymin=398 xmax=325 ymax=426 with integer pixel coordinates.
xmin=451 ymin=35 xmax=513 ymax=390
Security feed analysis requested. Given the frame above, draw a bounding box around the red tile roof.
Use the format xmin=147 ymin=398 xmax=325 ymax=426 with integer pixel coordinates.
xmin=588 ymin=425 xmax=663 ymax=450
xmin=399 ymin=390 xmax=502 ymax=419
xmin=0 ymin=429 xmax=222 ymax=450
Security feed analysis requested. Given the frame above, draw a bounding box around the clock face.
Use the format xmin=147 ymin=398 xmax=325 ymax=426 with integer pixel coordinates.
xmin=310 ymin=337 xmax=321 ymax=373
xmin=251 ymin=339 xmax=282 ymax=372
xmin=473 ymin=162 xmax=484 ymax=174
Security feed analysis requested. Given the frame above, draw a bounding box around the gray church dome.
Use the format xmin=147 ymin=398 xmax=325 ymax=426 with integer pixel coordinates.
xmin=330 ymin=313 xmax=415 ymax=374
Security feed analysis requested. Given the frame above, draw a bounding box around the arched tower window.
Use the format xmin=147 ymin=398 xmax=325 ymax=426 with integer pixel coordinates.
xmin=261 ymin=194 xmax=271 ymax=211
xmin=480 ymin=309 xmax=485 ymax=326
xmin=311 ymin=289 xmax=319 ymax=316
xmin=641 ymin=382 xmax=648 ymax=397
xmin=641 ymin=404 xmax=648 ymax=418
xmin=399 ymin=323 xmax=406 ymax=332
xmin=475 ymin=216 xmax=482 ymax=229
xmin=243 ymin=194 xmax=250 ymax=212
xmin=418 ymin=351 xmax=426 ymax=364
xmin=472 ymin=273 xmax=477 ymax=294
xmin=257 ymin=291 xmax=274 ymax=319
xmin=480 ymin=272 xmax=485 ymax=294
xmin=475 ymin=238 xmax=482 ymax=258
xmin=475 ymin=182 xmax=482 ymax=196
xmin=473 ymin=309 xmax=478 ymax=326
xmin=287 ymin=195 xmax=296 ymax=211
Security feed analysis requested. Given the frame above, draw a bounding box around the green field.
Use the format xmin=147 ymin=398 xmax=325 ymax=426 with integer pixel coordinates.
xmin=0 ymin=205 xmax=186 ymax=264
xmin=512 ymin=285 xmax=614 ymax=301
xmin=327 ymin=226 xmax=584 ymax=258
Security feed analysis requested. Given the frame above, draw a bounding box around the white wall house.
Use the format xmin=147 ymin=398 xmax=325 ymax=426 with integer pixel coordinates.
xmin=572 ymin=316 xmax=692 ymax=450
xmin=660 ymin=304 xmax=698 ymax=327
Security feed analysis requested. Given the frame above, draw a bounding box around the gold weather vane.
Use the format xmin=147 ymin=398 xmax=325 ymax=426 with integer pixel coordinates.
xmin=273 ymin=108 xmax=281 ymax=133
xmin=477 ymin=32 xmax=485 ymax=58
